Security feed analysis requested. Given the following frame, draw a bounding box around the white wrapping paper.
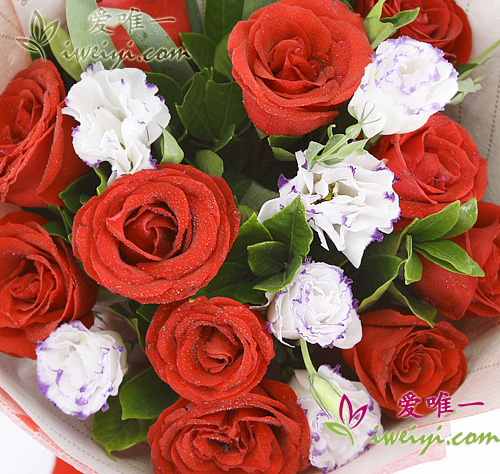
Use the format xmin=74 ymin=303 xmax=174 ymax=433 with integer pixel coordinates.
xmin=1 ymin=1 xmax=500 ymax=473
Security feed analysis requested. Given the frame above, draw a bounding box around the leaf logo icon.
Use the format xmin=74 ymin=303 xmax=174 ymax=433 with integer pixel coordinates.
xmin=16 ymin=10 xmax=61 ymax=60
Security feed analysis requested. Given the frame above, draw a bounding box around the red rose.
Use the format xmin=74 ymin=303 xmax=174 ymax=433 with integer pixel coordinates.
xmin=0 ymin=60 xmax=91 ymax=207
xmin=228 ymin=0 xmax=373 ymax=136
xmin=354 ymin=0 xmax=472 ymax=64
xmin=96 ymin=0 xmax=192 ymax=69
xmin=146 ymin=296 xmax=275 ymax=403
xmin=413 ymin=202 xmax=500 ymax=319
xmin=0 ymin=212 xmax=97 ymax=359
xmin=370 ymin=113 xmax=487 ymax=226
xmin=148 ymin=379 xmax=311 ymax=474
xmin=72 ymin=164 xmax=240 ymax=304
xmin=342 ymin=309 xmax=468 ymax=417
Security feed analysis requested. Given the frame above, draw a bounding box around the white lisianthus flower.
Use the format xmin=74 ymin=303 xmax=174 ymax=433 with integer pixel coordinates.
xmin=36 ymin=321 xmax=128 ymax=419
xmin=266 ymin=261 xmax=361 ymax=348
xmin=348 ymin=36 xmax=458 ymax=138
xmin=258 ymin=150 xmax=399 ymax=268
xmin=289 ymin=366 xmax=382 ymax=473
xmin=63 ymin=62 xmax=171 ymax=183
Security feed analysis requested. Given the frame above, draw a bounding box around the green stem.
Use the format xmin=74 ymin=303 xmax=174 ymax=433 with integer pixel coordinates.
xmin=299 ymin=338 xmax=317 ymax=377
xmin=471 ymin=38 xmax=500 ymax=65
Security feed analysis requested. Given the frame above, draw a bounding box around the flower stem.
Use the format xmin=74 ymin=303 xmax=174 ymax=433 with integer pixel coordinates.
xmin=300 ymin=338 xmax=317 ymax=377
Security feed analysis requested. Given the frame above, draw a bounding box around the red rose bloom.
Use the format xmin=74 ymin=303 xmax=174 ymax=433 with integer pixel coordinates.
xmin=354 ymin=0 xmax=472 ymax=64
xmin=72 ymin=164 xmax=240 ymax=304
xmin=228 ymin=0 xmax=373 ymax=136
xmin=148 ymin=379 xmax=310 ymax=474
xmin=96 ymin=0 xmax=192 ymax=69
xmin=413 ymin=202 xmax=500 ymax=319
xmin=370 ymin=113 xmax=487 ymax=227
xmin=0 ymin=60 xmax=90 ymax=207
xmin=342 ymin=309 xmax=468 ymax=417
xmin=146 ymin=296 xmax=275 ymax=403
xmin=0 ymin=212 xmax=97 ymax=359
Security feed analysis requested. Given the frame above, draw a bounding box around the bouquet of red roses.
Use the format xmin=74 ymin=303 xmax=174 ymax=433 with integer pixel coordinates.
xmin=1 ymin=0 xmax=500 ymax=473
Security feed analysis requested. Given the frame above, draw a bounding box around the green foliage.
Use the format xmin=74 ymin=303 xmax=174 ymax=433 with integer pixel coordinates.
xmin=160 ymin=128 xmax=184 ymax=164
xmin=204 ymin=0 xmax=244 ymax=43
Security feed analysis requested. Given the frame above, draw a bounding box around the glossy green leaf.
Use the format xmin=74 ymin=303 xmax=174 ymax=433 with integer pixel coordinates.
xmin=135 ymin=304 xmax=158 ymax=323
xmin=406 ymin=201 xmax=460 ymax=242
xmin=227 ymin=214 xmax=273 ymax=265
xmin=66 ymin=0 xmax=123 ymax=70
xmin=239 ymin=181 xmax=279 ymax=210
xmin=93 ymin=393 xmax=154 ymax=459
xmin=388 ymin=283 xmax=436 ymax=327
xmin=102 ymin=8 xmax=193 ymax=80
xmin=415 ymin=240 xmax=485 ymax=277
xmin=185 ymin=0 xmax=204 ymax=35
xmin=195 ymin=150 xmax=224 ymax=176
xmin=271 ymin=147 xmax=296 ymax=161
xmin=59 ymin=173 xmax=99 ymax=213
xmin=176 ymin=69 xmax=216 ymax=141
xmin=196 ymin=262 xmax=267 ymax=305
xmin=214 ymin=34 xmax=233 ymax=79
xmin=179 ymin=32 xmax=216 ymax=70
xmin=43 ymin=221 xmax=70 ymax=243
xmin=242 ymin=0 xmax=278 ymax=19
xmin=254 ymin=254 xmax=303 ymax=293
xmin=262 ymin=197 xmax=313 ymax=259
xmin=119 ymin=367 xmax=178 ymax=420
xmin=204 ymin=0 xmax=243 ymax=44
xmin=161 ymin=128 xmax=184 ymax=164
xmin=404 ymin=234 xmax=423 ymax=284
xmin=441 ymin=199 xmax=478 ymax=239
xmin=248 ymin=241 xmax=288 ymax=277
xmin=364 ymin=231 xmax=404 ymax=257
xmin=206 ymin=81 xmax=247 ymax=138
xmin=355 ymin=255 xmax=405 ymax=312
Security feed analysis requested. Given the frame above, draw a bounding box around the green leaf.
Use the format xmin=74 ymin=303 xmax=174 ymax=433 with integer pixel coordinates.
xmin=43 ymin=221 xmax=70 ymax=243
xmin=381 ymin=8 xmax=420 ymax=29
xmin=185 ymin=0 xmax=204 ymax=35
xmin=248 ymin=241 xmax=288 ymax=277
xmin=262 ymin=197 xmax=313 ymax=258
xmin=227 ymin=214 xmax=273 ymax=265
xmin=42 ymin=18 xmax=83 ymax=81
xmin=406 ymin=201 xmax=460 ymax=242
xmin=136 ymin=304 xmax=158 ymax=323
xmin=66 ymin=0 xmax=123 ymax=70
xmin=196 ymin=262 xmax=267 ymax=305
xmin=254 ymin=254 xmax=303 ymax=293
xmin=388 ymin=284 xmax=436 ymax=327
xmin=195 ymin=150 xmax=224 ymax=176
xmin=242 ymin=0 xmax=278 ymax=19
xmin=161 ymin=128 xmax=184 ymax=164
xmin=214 ymin=34 xmax=233 ymax=79
xmin=94 ymin=163 xmax=111 ymax=195
xmin=441 ymin=199 xmax=478 ymax=239
xmin=212 ymin=123 xmax=236 ymax=152
xmin=179 ymin=32 xmax=216 ymax=70
xmin=205 ymin=81 xmax=247 ymax=138
xmin=101 ymin=8 xmax=193 ymax=80
xmin=415 ymin=241 xmax=485 ymax=277
xmin=325 ymin=422 xmax=355 ymax=445
xmin=108 ymin=303 xmax=149 ymax=351
xmin=59 ymin=173 xmax=99 ymax=213
xmin=204 ymin=0 xmax=244 ymax=44
xmin=119 ymin=367 xmax=178 ymax=420
xmin=364 ymin=231 xmax=404 ymax=257
xmin=271 ymin=147 xmax=296 ymax=161
xmin=176 ymin=69 xmax=216 ymax=141
xmin=355 ymin=255 xmax=405 ymax=312
xmin=404 ymin=234 xmax=423 ymax=285
xmin=93 ymin=393 xmax=154 ymax=459
xmin=239 ymin=181 xmax=279 ymax=210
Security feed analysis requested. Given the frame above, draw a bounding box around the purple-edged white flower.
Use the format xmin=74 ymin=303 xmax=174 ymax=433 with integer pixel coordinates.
xmin=36 ymin=321 xmax=128 ymax=419
xmin=63 ymin=62 xmax=170 ymax=183
xmin=258 ymin=150 xmax=399 ymax=268
xmin=267 ymin=261 xmax=361 ymax=348
xmin=348 ymin=37 xmax=459 ymax=138
xmin=289 ymin=365 xmax=382 ymax=473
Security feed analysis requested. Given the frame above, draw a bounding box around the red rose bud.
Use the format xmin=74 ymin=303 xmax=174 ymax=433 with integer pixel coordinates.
xmin=354 ymin=0 xmax=472 ymax=64
xmin=146 ymin=296 xmax=275 ymax=403
xmin=0 ymin=212 xmax=97 ymax=359
xmin=72 ymin=164 xmax=240 ymax=304
xmin=148 ymin=380 xmax=311 ymax=474
xmin=370 ymin=113 xmax=487 ymax=228
xmin=341 ymin=309 xmax=468 ymax=417
xmin=413 ymin=202 xmax=500 ymax=319
xmin=228 ymin=0 xmax=373 ymax=136
xmin=0 ymin=60 xmax=91 ymax=207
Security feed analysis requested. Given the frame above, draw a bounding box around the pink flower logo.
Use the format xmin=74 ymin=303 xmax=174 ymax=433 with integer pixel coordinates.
xmin=325 ymin=394 xmax=369 ymax=445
